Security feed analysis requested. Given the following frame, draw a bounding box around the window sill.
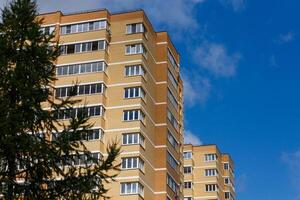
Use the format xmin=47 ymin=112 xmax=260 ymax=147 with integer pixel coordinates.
xmin=125 ymin=52 xmax=144 ymax=56
xmin=120 ymin=193 xmax=144 ymax=199
xmin=125 ymin=32 xmax=145 ymax=35
xmin=122 ymin=143 xmax=146 ymax=150
xmin=121 ymin=168 xmax=145 ymax=174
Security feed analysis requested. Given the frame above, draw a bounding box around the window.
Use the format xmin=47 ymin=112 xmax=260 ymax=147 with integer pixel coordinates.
xmin=56 ymin=61 xmax=107 ymax=76
xmin=61 ymin=20 xmax=107 ymax=35
xmin=120 ymin=182 xmax=144 ymax=195
xmin=184 ymin=181 xmax=192 ymax=189
xmin=224 ymin=162 xmax=229 ymax=170
xmin=167 ymin=174 xmax=178 ymax=193
xmin=184 ymin=166 xmax=192 ymax=174
xmin=205 ymin=154 xmax=217 ymax=162
xmin=184 ymin=197 xmax=193 ymax=200
xmin=126 ymin=23 xmax=145 ymax=34
xmin=53 ymin=105 xmax=105 ymax=120
xmin=122 ymin=133 xmax=145 ymax=146
xmin=167 ymin=152 xmax=178 ymax=169
xmin=123 ymin=110 xmax=145 ymax=121
xmin=167 ymin=130 xmax=178 ymax=149
xmin=205 ymin=169 xmax=218 ymax=176
xmin=41 ymin=26 xmax=55 ymax=35
xmin=52 ymin=128 xmax=103 ymax=142
xmin=124 ymin=87 xmax=145 ymax=99
xmin=61 ymin=152 xmax=101 ymax=166
xmin=168 ymin=70 xmax=178 ymax=89
xmin=225 ymin=192 xmax=230 ymax=199
xmin=183 ymin=151 xmax=192 ymax=159
xmin=168 ymin=49 xmax=179 ymax=69
xmin=168 ymin=89 xmax=178 ymax=108
xmin=55 ymin=83 xmax=105 ymax=98
xmin=224 ymin=177 xmax=230 ymax=185
xmin=167 ymin=110 xmax=179 ymax=130
xmin=205 ymin=184 xmax=218 ymax=192
xmin=83 ymin=129 xmax=104 ymax=141
xmin=121 ymin=157 xmax=144 ymax=170
xmin=125 ymin=43 xmax=146 ymax=55
xmin=60 ymin=40 xmax=106 ymax=55
xmin=125 ymin=65 xmax=145 ymax=76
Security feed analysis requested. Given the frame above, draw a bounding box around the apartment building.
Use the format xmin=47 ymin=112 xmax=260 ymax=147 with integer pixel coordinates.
xmin=183 ymin=144 xmax=235 ymax=200
xmin=39 ymin=9 xmax=183 ymax=200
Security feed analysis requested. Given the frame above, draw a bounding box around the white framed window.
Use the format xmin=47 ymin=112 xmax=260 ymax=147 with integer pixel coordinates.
xmin=225 ymin=192 xmax=231 ymax=199
xmin=167 ymin=130 xmax=178 ymax=149
xmin=167 ymin=152 xmax=178 ymax=169
xmin=124 ymin=87 xmax=145 ymax=99
xmin=62 ymin=152 xmax=102 ymax=167
xmin=125 ymin=65 xmax=145 ymax=77
xmin=224 ymin=177 xmax=230 ymax=185
xmin=183 ymin=151 xmax=192 ymax=159
xmin=41 ymin=26 xmax=55 ymax=35
xmin=184 ymin=181 xmax=192 ymax=189
xmin=121 ymin=157 xmax=144 ymax=171
xmin=123 ymin=110 xmax=145 ymax=121
xmin=52 ymin=128 xmax=103 ymax=142
xmin=60 ymin=40 xmax=107 ymax=55
xmin=56 ymin=61 xmax=107 ymax=76
xmin=224 ymin=162 xmax=230 ymax=170
xmin=83 ymin=129 xmax=104 ymax=141
xmin=205 ymin=184 xmax=218 ymax=192
xmin=125 ymin=43 xmax=146 ymax=55
xmin=120 ymin=182 xmax=144 ymax=196
xmin=205 ymin=154 xmax=217 ymax=162
xmin=54 ymin=105 xmax=105 ymax=120
xmin=55 ymin=83 xmax=105 ymax=98
xmin=78 ymin=83 xmax=106 ymax=96
xmin=168 ymin=70 xmax=178 ymax=89
xmin=167 ymin=110 xmax=179 ymax=130
xmin=126 ymin=23 xmax=145 ymax=34
xmin=122 ymin=133 xmax=145 ymax=146
xmin=61 ymin=20 xmax=107 ymax=35
xmin=168 ymin=49 xmax=179 ymax=69
xmin=167 ymin=174 xmax=178 ymax=193
xmin=205 ymin=169 xmax=218 ymax=176
xmin=184 ymin=166 xmax=192 ymax=174
xmin=168 ymin=89 xmax=178 ymax=108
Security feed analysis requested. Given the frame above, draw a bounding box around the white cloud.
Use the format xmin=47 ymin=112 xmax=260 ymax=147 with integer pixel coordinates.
xmin=220 ymin=0 xmax=246 ymax=11
xmin=193 ymin=42 xmax=241 ymax=77
xmin=183 ymin=73 xmax=211 ymax=107
xmin=184 ymin=130 xmax=202 ymax=145
xmin=278 ymin=31 xmax=295 ymax=43
xmin=236 ymin=173 xmax=247 ymax=192
xmin=282 ymin=150 xmax=300 ymax=199
xmin=269 ymin=55 xmax=278 ymax=67
xmin=0 ymin=0 xmax=9 ymax=9
xmin=0 ymin=0 xmax=203 ymax=33
xmin=101 ymin=0 xmax=204 ymax=31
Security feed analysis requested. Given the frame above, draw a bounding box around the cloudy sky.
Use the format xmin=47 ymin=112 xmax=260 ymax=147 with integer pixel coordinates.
xmin=1 ymin=0 xmax=300 ymax=199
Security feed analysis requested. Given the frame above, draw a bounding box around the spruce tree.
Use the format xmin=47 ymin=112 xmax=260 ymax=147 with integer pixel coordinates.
xmin=0 ymin=0 xmax=120 ymax=199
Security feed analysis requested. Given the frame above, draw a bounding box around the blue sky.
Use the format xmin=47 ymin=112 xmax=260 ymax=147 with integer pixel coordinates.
xmin=1 ymin=0 xmax=300 ymax=199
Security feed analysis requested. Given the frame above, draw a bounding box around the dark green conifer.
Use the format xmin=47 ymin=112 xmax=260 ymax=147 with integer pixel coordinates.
xmin=0 ymin=1 xmax=120 ymax=199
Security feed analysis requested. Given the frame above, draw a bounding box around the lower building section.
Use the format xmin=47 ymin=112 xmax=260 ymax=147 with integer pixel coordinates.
xmin=183 ymin=144 xmax=235 ymax=200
